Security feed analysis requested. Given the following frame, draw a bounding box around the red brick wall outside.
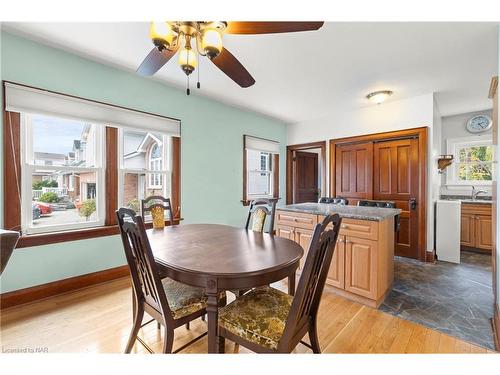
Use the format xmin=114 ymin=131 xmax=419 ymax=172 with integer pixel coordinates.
xmin=124 ymin=173 xmax=139 ymax=208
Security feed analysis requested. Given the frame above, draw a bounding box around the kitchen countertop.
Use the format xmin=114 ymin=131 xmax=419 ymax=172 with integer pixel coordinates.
xmin=278 ymin=203 xmax=401 ymax=222
xmin=440 ymin=195 xmax=492 ymax=205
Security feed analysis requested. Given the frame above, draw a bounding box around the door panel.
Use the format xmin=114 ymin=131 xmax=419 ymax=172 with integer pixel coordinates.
xmin=335 ymin=142 xmax=373 ymax=202
xmin=460 ymin=214 xmax=475 ymax=248
xmin=344 ymin=237 xmax=377 ymax=298
xmin=295 ymin=227 xmax=313 ymax=271
xmin=327 ymin=236 xmax=345 ymax=289
xmin=276 ymin=225 xmax=294 ymax=241
xmin=475 ymin=215 xmax=492 ymax=251
xmin=294 ymin=151 xmax=319 ymax=203
xmin=373 ymin=138 xmax=419 ymax=258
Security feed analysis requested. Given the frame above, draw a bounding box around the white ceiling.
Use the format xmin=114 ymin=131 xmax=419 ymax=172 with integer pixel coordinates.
xmin=2 ymin=22 xmax=498 ymax=123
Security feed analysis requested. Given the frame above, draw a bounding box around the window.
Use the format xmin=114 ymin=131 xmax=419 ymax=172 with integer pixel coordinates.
xmin=248 ymin=150 xmax=273 ymax=195
xmin=119 ymin=129 xmax=172 ymax=218
xmin=21 ymin=113 xmax=105 ymax=234
xmin=3 ymin=82 xmax=181 ymax=247
xmin=446 ymin=137 xmax=494 ymax=185
xmin=243 ymin=135 xmax=280 ymax=203
xmin=149 ymin=143 xmax=163 ymax=188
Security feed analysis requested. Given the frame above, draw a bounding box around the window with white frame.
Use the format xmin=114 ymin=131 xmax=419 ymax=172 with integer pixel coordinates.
xmin=244 ymin=135 xmax=279 ymax=200
xmin=148 ymin=142 xmax=163 ymax=188
xmin=21 ymin=113 xmax=105 ymax=234
xmin=119 ymin=128 xmax=172 ymax=217
xmin=446 ymin=137 xmax=494 ymax=185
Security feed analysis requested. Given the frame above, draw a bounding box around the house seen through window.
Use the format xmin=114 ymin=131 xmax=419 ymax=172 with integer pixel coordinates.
xmin=120 ymin=129 xmax=172 ymax=218
xmin=24 ymin=114 xmax=103 ymax=234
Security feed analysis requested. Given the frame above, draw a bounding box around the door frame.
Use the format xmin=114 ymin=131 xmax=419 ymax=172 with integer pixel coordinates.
xmin=286 ymin=141 xmax=326 ymax=205
xmin=329 ymin=126 xmax=429 ymax=262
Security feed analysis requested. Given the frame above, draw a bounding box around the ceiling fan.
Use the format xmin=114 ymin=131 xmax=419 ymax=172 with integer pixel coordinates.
xmin=137 ymin=21 xmax=324 ymax=94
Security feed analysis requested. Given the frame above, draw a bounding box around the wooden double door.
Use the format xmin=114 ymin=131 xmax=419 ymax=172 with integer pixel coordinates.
xmin=335 ymin=137 xmax=421 ymax=259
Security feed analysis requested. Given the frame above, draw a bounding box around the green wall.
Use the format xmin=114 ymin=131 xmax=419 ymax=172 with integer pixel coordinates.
xmin=0 ymin=31 xmax=287 ymax=293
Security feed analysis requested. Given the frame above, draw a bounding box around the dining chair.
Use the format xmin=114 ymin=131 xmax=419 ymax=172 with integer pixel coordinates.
xmin=244 ymin=198 xmax=278 ymax=234
xmin=318 ymin=196 xmax=349 ymax=205
xmin=141 ymin=196 xmax=176 ymax=229
xmin=357 ymin=200 xmax=400 ymax=232
xmin=229 ymin=198 xmax=279 ymax=298
xmin=0 ymin=229 xmax=20 ymax=275
xmin=116 ymin=208 xmax=226 ymax=353
xmin=218 ymin=214 xmax=342 ymax=353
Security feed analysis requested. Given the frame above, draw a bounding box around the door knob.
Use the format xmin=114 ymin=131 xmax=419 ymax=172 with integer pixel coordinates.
xmin=409 ymin=198 xmax=417 ymax=210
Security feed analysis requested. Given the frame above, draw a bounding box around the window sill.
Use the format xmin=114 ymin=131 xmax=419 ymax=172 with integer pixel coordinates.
xmin=16 ymin=218 xmax=182 ymax=248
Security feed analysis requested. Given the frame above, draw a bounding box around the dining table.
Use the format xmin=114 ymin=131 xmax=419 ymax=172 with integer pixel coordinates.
xmin=147 ymin=223 xmax=304 ymax=353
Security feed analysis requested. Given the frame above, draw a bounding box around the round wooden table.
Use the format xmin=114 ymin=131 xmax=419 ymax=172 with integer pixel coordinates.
xmin=147 ymin=224 xmax=304 ymax=353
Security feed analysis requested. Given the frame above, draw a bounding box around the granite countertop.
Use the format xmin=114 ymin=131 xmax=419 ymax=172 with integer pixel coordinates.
xmin=440 ymin=195 xmax=492 ymax=205
xmin=278 ymin=203 xmax=401 ymax=222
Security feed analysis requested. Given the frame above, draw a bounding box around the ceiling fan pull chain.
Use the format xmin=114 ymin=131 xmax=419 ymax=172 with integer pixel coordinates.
xmin=197 ymin=62 xmax=201 ymax=89
xmin=186 ymin=75 xmax=190 ymax=96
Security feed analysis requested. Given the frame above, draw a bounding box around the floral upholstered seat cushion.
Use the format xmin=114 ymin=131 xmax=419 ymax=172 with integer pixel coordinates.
xmin=250 ymin=208 xmax=267 ymax=232
xmin=161 ymin=278 xmax=225 ymax=320
xmin=218 ymin=286 xmax=293 ymax=350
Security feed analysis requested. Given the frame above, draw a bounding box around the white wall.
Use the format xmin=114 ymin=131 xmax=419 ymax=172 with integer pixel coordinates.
xmin=439 ymin=109 xmax=494 ymax=196
xmin=496 ymin=24 xmax=500 ymax=307
xmin=430 ymin=98 xmax=443 ymax=251
xmin=287 ymin=93 xmax=437 ymax=252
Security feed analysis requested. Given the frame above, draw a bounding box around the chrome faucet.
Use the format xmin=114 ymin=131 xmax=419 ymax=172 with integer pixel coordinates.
xmin=471 ymin=186 xmax=488 ymax=200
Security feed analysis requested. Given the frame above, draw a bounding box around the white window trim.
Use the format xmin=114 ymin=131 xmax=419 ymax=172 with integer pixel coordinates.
xmin=21 ymin=113 xmax=106 ymax=234
xmin=117 ymin=127 xmax=172 ymax=212
xmin=148 ymin=143 xmax=163 ymax=189
xmin=247 ymin=151 xmax=274 ymax=199
xmin=445 ymin=136 xmax=494 ymax=186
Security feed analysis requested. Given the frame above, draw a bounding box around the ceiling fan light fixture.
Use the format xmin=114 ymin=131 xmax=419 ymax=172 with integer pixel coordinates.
xmin=149 ymin=22 xmax=175 ymax=51
xmin=366 ymin=90 xmax=393 ymax=104
xmin=179 ymin=47 xmax=197 ymax=75
xmin=201 ymin=29 xmax=223 ymax=59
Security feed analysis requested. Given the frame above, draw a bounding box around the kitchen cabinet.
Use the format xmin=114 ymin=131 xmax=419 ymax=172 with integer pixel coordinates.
xmin=460 ymin=203 xmax=492 ymax=253
xmin=276 ymin=209 xmax=395 ymax=308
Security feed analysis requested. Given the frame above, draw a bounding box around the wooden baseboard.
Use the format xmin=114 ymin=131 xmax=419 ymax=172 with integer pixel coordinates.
xmin=0 ymin=265 xmax=129 ymax=310
xmin=325 ymin=284 xmax=391 ymax=309
xmin=493 ymin=303 xmax=500 ymax=352
xmin=425 ymin=251 xmax=436 ymax=263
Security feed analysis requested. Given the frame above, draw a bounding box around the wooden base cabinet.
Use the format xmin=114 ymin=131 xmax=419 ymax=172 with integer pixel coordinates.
xmin=276 ymin=210 xmax=394 ymax=308
xmin=327 ymin=236 xmax=345 ymax=289
xmin=460 ymin=203 xmax=493 ymax=253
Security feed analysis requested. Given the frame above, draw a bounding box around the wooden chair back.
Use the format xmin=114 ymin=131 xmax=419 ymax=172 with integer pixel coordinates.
xmin=244 ymin=198 xmax=278 ymax=233
xmin=141 ymin=196 xmax=176 ymax=225
xmin=116 ymin=208 xmax=172 ymax=322
xmin=0 ymin=229 xmax=20 ymax=275
xmin=279 ymin=214 xmax=342 ymax=351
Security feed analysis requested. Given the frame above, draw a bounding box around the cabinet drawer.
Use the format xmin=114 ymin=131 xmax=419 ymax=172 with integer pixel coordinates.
xmin=318 ymin=216 xmax=379 ymax=240
xmin=276 ymin=211 xmax=317 ymax=229
xmin=461 ymin=204 xmax=492 ymax=217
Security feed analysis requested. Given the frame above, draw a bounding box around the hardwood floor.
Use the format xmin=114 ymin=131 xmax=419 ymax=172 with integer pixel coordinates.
xmin=0 ymin=277 xmax=496 ymax=354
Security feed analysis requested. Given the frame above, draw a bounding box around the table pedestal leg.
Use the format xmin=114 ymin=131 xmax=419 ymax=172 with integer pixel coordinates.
xmin=206 ymin=294 xmax=218 ymax=353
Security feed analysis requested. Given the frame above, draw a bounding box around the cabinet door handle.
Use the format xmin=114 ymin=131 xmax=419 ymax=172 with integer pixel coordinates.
xmin=337 ymin=239 xmax=343 ymax=243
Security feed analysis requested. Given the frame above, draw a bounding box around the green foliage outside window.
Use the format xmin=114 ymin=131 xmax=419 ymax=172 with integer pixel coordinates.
xmin=38 ymin=192 xmax=59 ymax=203
xmin=457 ymin=145 xmax=493 ymax=181
xmin=79 ymin=199 xmax=96 ymax=220
xmin=32 ymin=180 xmax=58 ymax=190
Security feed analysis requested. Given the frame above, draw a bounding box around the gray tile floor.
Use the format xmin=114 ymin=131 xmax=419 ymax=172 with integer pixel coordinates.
xmin=380 ymin=251 xmax=494 ymax=349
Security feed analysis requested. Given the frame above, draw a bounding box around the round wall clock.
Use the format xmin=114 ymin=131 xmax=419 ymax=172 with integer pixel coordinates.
xmin=466 ymin=114 xmax=492 ymax=134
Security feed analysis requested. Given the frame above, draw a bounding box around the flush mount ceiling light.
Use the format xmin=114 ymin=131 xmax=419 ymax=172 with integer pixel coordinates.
xmin=137 ymin=21 xmax=324 ymax=95
xmin=366 ymin=90 xmax=393 ymax=104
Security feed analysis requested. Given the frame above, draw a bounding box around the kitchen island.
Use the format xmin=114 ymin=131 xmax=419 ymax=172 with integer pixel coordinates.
xmin=276 ymin=203 xmax=401 ymax=308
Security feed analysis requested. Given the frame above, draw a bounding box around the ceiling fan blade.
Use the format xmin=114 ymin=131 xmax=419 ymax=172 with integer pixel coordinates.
xmin=137 ymin=46 xmax=178 ymax=76
xmin=225 ymin=21 xmax=324 ymax=35
xmin=210 ymin=48 xmax=255 ymax=88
